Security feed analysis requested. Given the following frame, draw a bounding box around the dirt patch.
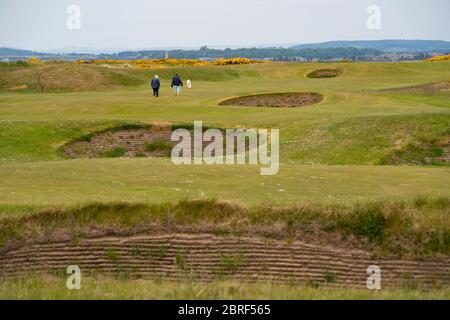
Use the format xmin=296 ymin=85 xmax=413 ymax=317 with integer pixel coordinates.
xmin=0 ymin=233 xmax=448 ymax=288
xmin=62 ymin=128 xmax=174 ymax=158
xmin=382 ymin=138 xmax=450 ymax=165
xmin=7 ymin=85 xmax=28 ymax=91
xmin=307 ymin=68 xmax=343 ymax=79
xmin=380 ymin=81 xmax=450 ymax=94
xmin=0 ymin=200 xmax=448 ymax=287
xmin=219 ymin=92 xmax=323 ymax=108
xmin=61 ymin=125 xmax=246 ymax=159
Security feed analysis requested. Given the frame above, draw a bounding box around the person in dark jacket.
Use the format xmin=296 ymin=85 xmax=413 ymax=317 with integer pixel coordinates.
xmin=171 ymin=73 xmax=183 ymax=96
xmin=151 ymin=75 xmax=160 ymax=97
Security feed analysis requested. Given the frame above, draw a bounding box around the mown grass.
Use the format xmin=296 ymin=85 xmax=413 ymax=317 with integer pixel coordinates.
xmin=0 ymin=274 xmax=448 ymax=300
xmin=0 ymin=198 xmax=448 ymax=257
xmin=1 ymin=158 xmax=449 ymax=208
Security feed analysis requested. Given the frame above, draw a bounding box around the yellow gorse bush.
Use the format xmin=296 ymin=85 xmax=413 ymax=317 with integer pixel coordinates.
xmin=425 ymin=55 xmax=450 ymax=62
xmin=76 ymin=58 xmax=209 ymax=68
xmin=213 ymin=58 xmax=259 ymax=65
xmin=76 ymin=57 xmax=261 ymax=68
xmin=27 ymin=57 xmax=42 ymax=64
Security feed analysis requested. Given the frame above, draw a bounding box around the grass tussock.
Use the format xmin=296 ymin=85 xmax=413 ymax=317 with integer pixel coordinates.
xmin=2 ymin=274 xmax=448 ymax=300
xmin=0 ymin=197 xmax=448 ymax=257
xmin=145 ymin=139 xmax=172 ymax=153
xmin=99 ymin=147 xmax=126 ymax=158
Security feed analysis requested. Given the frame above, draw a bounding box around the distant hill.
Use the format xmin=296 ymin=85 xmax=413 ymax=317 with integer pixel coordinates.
xmin=290 ymin=40 xmax=450 ymax=53
xmin=0 ymin=47 xmax=48 ymax=57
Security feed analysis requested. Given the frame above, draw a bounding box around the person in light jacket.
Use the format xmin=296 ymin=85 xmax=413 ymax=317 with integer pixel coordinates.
xmin=151 ymin=75 xmax=160 ymax=97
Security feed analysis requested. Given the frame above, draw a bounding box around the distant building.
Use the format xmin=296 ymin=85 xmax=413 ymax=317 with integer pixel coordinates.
xmin=288 ymin=56 xmax=307 ymax=62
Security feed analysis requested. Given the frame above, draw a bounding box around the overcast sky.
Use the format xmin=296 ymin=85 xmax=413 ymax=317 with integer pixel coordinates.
xmin=1 ymin=0 xmax=449 ymax=51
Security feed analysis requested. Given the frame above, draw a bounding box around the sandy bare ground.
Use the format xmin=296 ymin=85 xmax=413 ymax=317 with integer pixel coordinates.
xmin=307 ymin=68 xmax=343 ymax=78
xmin=219 ymin=92 xmax=324 ymax=108
xmin=1 ymin=233 xmax=448 ymax=288
xmin=62 ymin=129 xmax=173 ymax=158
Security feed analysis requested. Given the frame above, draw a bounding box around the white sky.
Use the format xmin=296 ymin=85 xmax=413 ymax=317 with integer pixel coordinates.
xmin=1 ymin=0 xmax=449 ymax=51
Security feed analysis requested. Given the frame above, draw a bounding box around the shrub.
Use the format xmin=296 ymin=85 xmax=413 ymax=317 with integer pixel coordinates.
xmin=77 ymin=58 xmax=209 ymax=69
xmin=100 ymin=147 xmax=126 ymax=158
xmin=27 ymin=57 xmax=42 ymax=64
xmin=213 ymin=58 xmax=259 ymax=65
xmin=220 ymin=253 xmax=245 ymax=271
xmin=426 ymin=55 xmax=450 ymax=62
xmin=106 ymin=248 xmax=118 ymax=261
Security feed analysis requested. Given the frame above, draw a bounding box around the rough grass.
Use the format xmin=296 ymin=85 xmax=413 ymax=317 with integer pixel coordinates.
xmin=381 ymin=140 xmax=447 ymax=165
xmin=290 ymin=113 xmax=450 ymax=165
xmin=1 ymin=274 xmax=448 ymax=300
xmin=99 ymin=147 xmax=126 ymax=158
xmin=0 ymin=61 xmax=30 ymax=68
xmin=145 ymin=139 xmax=172 ymax=152
xmin=0 ymin=198 xmax=448 ymax=257
xmin=0 ymin=62 xmax=242 ymax=93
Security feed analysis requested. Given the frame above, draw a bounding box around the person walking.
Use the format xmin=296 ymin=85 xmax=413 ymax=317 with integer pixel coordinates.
xmin=151 ymin=75 xmax=160 ymax=97
xmin=171 ymin=73 xmax=183 ymax=96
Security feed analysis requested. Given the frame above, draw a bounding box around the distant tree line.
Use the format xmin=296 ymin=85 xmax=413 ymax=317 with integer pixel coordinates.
xmin=104 ymin=47 xmax=383 ymax=61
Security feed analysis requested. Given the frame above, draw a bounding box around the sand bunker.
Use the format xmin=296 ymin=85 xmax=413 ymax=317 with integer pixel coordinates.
xmin=1 ymin=232 xmax=449 ymax=288
xmin=307 ymin=68 xmax=343 ymax=78
xmin=62 ymin=126 xmax=174 ymax=158
xmin=219 ymin=92 xmax=323 ymax=108
xmin=61 ymin=124 xmax=252 ymax=159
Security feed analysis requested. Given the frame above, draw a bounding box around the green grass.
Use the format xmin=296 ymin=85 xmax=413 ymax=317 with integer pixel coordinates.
xmin=0 ymin=60 xmax=449 ymax=299
xmin=0 ymin=159 xmax=449 ymax=207
xmin=220 ymin=253 xmax=245 ymax=271
xmin=0 ymin=275 xmax=448 ymax=300
xmin=99 ymin=147 xmax=126 ymax=158
xmin=0 ymin=62 xmax=449 ymax=165
xmin=105 ymin=248 xmax=119 ymax=261
xmin=145 ymin=139 xmax=173 ymax=152
xmin=0 ymin=61 xmax=30 ymax=68
xmin=290 ymin=113 xmax=450 ymax=165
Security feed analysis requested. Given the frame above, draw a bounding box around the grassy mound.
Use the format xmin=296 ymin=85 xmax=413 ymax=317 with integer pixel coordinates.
xmin=1 ymin=198 xmax=448 ymax=257
xmin=0 ymin=61 xmax=242 ymax=93
xmin=219 ymin=92 xmax=323 ymax=108
xmin=290 ymin=113 xmax=450 ymax=165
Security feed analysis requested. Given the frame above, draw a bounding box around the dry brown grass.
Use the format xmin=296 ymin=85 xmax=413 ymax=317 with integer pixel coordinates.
xmin=0 ymin=61 xmax=146 ymax=92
